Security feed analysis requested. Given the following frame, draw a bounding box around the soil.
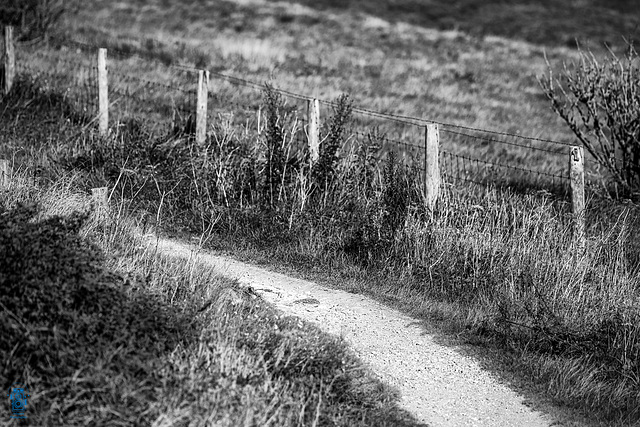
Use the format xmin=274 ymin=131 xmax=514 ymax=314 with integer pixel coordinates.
xmin=147 ymin=236 xmax=561 ymax=427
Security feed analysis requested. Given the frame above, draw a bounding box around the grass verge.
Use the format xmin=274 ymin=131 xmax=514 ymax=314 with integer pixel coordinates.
xmin=0 ymin=175 xmax=420 ymax=424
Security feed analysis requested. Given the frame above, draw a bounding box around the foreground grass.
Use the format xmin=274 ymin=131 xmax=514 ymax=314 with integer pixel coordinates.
xmin=0 ymin=177 xmax=419 ymax=425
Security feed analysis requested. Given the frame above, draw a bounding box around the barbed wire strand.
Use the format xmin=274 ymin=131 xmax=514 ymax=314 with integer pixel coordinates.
xmin=441 ymin=128 xmax=568 ymax=154
xmin=55 ymin=36 xmax=576 ymax=149
xmin=441 ymin=151 xmax=568 ymax=181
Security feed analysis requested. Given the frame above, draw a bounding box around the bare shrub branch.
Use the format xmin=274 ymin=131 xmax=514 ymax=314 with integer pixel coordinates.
xmin=539 ymin=43 xmax=640 ymax=193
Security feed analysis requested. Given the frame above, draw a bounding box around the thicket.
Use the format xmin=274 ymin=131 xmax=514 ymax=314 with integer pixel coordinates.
xmin=541 ymin=43 xmax=640 ymax=195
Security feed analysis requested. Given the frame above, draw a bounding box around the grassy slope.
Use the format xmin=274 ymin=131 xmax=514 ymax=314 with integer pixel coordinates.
xmin=2 ymin=0 xmax=640 ymax=425
xmin=0 ymin=103 xmax=420 ymax=425
xmin=50 ymin=0 xmax=638 ymax=181
xmin=56 ymin=0 xmax=583 ymax=174
xmin=66 ymin=0 xmax=564 ymax=125
xmin=286 ymin=0 xmax=640 ymax=49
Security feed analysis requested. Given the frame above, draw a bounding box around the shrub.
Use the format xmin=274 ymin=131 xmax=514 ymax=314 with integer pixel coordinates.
xmin=540 ymin=43 xmax=640 ymax=194
xmin=0 ymin=0 xmax=76 ymax=41
xmin=382 ymin=151 xmax=411 ymax=235
xmin=339 ymin=141 xmax=417 ymax=266
xmin=262 ymin=85 xmax=287 ymax=206
xmin=311 ymin=94 xmax=353 ymax=192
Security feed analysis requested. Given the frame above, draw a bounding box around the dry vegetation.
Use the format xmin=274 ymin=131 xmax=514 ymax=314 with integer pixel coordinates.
xmin=1 ymin=0 xmax=640 ymax=425
xmin=0 ymin=121 xmax=418 ymax=426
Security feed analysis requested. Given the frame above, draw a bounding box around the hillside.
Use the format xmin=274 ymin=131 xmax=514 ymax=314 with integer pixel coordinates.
xmin=1 ymin=0 xmax=640 ymax=425
xmin=287 ymin=0 xmax=640 ymax=49
xmin=47 ymin=0 xmax=640 ymax=184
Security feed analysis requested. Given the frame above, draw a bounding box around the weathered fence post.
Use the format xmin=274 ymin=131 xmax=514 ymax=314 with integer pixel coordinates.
xmin=97 ymin=48 xmax=109 ymax=136
xmin=196 ymin=69 xmax=209 ymax=144
xmin=91 ymin=187 xmax=109 ymax=219
xmin=3 ymin=26 xmax=15 ymax=95
xmin=91 ymin=186 xmax=108 ymax=203
xmin=0 ymin=159 xmax=11 ymax=186
xmin=307 ymin=99 xmax=320 ymax=164
xmin=570 ymin=146 xmax=585 ymax=247
xmin=424 ymin=124 xmax=440 ymax=210
xmin=257 ymin=105 xmax=262 ymax=135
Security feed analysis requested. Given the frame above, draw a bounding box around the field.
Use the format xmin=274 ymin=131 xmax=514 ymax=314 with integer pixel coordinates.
xmin=2 ymin=0 xmax=640 ymax=425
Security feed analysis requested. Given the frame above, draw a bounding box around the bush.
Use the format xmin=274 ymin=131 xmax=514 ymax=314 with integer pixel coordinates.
xmin=0 ymin=0 xmax=75 ymax=41
xmin=262 ymin=85 xmax=287 ymax=206
xmin=311 ymin=94 xmax=353 ymax=192
xmin=382 ymin=151 xmax=411 ymax=235
xmin=540 ymin=43 xmax=640 ymax=194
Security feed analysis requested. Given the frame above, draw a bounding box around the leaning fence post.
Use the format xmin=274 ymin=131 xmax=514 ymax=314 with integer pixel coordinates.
xmin=97 ymin=48 xmax=109 ymax=136
xmin=3 ymin=26 xmax=15 ymax=95
xmin=0 ymin=159 xmax=11 ymax=186
xmin=424 ymin=124 xmax=440 ymax=210
xmin=307 ymin=99 xmax=320 ymax=164
xmin=196 ymin=70 xmax=209 ymax=144
xmin=570 ymin=146 xmax=585 ymax=247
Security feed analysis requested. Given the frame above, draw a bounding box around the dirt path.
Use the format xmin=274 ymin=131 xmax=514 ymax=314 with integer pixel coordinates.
xmin=148 ymin=237 xmax=554 ymax=427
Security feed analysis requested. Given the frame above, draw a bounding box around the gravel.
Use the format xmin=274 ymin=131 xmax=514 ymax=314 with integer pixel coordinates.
xmin=150 ymin=237 xmax=554 ymax=427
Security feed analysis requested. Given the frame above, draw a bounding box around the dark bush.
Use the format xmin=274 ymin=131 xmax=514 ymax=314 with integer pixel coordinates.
xmin=0 ymin=0 xmax=76 ymax=41
xmin=312 ymin=93 xmax=353 ymax=191
xmin=262 ymin=85 xmax=287 ymax=206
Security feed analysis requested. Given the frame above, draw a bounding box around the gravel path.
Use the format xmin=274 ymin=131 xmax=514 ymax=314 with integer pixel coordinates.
xmin=149 ymin=237 xmax=554 ymax=427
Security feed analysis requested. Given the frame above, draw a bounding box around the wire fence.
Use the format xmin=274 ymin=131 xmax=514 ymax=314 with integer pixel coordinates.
xmin=7 ymin=34 xmax=576 ymax=198
xmin=15 ymin=41 xmax=98 ymax=117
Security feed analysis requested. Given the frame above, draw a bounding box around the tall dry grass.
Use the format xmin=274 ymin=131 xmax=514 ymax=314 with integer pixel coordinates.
xmin=3 ymin=36 xmax=640 ymax=423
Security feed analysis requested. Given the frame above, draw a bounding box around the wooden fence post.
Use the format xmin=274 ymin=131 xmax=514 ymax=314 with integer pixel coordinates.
xmin=0 ymin=159 xmax=11 ymax=186
xmin=91 ymin=187 xmax=109 ymax=219
xmin=3 ymin=26 xmax=15 ymax=95
xmin=97 ymin=48 xmax=109 ymax=136
xmin=196 ymin=69 xmax=209 ymax=144
xmin=424 ymin=124 xmax=440 ymax=211
xmin=570 ymin=146 xmax=585 ymax=247
xmin=307 ymin=99 xmax=320 ymax=164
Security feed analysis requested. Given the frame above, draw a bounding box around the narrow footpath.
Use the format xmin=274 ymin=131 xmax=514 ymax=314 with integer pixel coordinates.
xmin=148 ymin=237 xmax=555 ymax=427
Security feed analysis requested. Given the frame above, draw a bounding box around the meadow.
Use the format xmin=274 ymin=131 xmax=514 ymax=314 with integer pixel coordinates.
xmin=1 ymin=0 xmax=640 ymax=425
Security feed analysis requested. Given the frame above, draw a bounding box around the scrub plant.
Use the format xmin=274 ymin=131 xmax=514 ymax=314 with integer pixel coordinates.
xmin=541 ymin=42 xmax=640 ymax=194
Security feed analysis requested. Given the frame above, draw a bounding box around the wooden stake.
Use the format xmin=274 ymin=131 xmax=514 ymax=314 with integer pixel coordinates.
xmin=0 ymin=159 xmax=11 ymax=186
xmin=257 ymin=105 xmax=262 ymax=135
xmin=570 ymin=146 xmax=585 ymax=247
xmin=196 ymin=70 xmax=209 ymax=144
xmin=307 ymin=99 xmax=320 ymax=164
xmin=425 ymin=124 xmax=440 ymax=211
xmin=3 ymin=26 xmax=15 ymax=95
xmin=97 ymin=48 xmax=109 ymax=136
xmin=91 ymin=187 xmax=109 ymax=220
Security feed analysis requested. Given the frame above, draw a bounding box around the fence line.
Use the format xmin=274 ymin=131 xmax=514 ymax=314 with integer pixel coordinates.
xmin=49 ymin=35 xmax=573 ymax=146
xmin=1 ymin=28 xmax=586 ymax=242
